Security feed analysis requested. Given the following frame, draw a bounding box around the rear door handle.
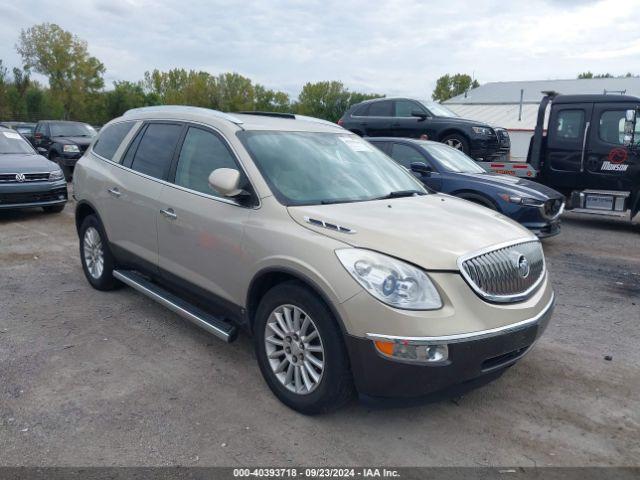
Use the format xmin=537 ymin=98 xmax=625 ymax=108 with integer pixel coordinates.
xmin=160 ymin=208 xmax=177 ymax=220
xmin=107 ymin=187 xmax=121 ymax=198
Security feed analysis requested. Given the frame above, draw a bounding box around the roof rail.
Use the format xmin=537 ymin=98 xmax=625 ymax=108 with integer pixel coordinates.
xmin=238 ymin=111 xmax=296 ymax=119
xmin=123 ymin=105 xmax=244 ymax=124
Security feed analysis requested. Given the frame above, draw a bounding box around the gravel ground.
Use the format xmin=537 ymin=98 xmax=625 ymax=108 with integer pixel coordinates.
xmin=0 ymin=199 xmax=638 ymax=467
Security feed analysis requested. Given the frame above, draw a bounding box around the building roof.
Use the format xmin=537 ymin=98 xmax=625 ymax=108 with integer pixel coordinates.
xmin=444 ymin=78 xmax=640 ymax=105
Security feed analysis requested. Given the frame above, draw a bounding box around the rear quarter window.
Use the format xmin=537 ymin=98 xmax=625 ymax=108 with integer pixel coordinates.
xmin=92 ymin=122 xmax=135 ymax=161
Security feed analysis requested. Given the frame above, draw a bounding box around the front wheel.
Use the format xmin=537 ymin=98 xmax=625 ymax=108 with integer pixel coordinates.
xmin=79 ymin=215 xmax=120 ymax=291
xmin=441 ymin=133 xmax=469 ymax=154
xmin=254 ymin=282 xmax=354 ymax=414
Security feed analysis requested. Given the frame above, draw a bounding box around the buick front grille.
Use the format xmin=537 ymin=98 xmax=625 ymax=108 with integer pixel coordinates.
xmin=458 ymin=240 xmax=545 ymax=303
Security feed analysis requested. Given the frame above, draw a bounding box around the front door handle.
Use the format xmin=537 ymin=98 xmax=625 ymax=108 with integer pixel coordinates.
xmin=107 ymin=187 xmax=121 ymax=198
xmin=160 ymin=208 xmax=177 ymax=220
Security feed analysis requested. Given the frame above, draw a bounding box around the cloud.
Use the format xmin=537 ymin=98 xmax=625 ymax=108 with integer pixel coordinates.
xmin=1 ymin=0 xmax=638 ymax=98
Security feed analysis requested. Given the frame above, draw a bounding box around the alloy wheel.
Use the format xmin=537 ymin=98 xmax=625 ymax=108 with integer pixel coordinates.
xmin=83 ymin=226 xmax=104 ymax=279
xmin=264 ymin=304 xmax=325 ymax=395
xmin=445 ymin=138 xmax=463 ymax=150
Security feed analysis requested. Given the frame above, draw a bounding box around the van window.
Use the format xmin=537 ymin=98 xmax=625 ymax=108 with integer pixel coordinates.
xmin=93 ymin=122 xmax=134 ymax=161
xmin=554 ymin=110 xmax=584 ymax=141
xmin=598 ymin=110 xmax=640 ymax=145
xmin=174 ymin=127 xmax=239 ymax=196
xmin=130 ymin=123 xmax=183 ymax=180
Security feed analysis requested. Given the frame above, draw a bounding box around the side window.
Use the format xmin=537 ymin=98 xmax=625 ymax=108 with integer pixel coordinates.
xmin=130 ymin=123 xmax=183 ymax=180
xmin=352 ymin=104 xmax=369 ymax=116
xmin=394 ymin=100 xmax=423 ymax=117
xmin=92 ymin=122 xmax=134 ymax=161
xmin=553 ymin=110 xmax=584 ymax=142
xmin=368 ymin=141 xmax=389 ymax=154
xmin=390 ymin=143 xmax=427 ymax=169
xmin=367 ymin=100 xmax=393 ymax=117
xmin=597 ymin=110 xmax=640 ymax=145
xmin=174 ymin=127 xmax=239 ymax=196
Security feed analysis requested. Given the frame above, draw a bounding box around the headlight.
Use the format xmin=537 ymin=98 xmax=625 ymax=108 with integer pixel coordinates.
xmin=472 ymin=126 xmax=493 ymax=136
xmin=63 ymin=144 xmax=80 ymax=153
xmin=49 ymin=169 xmax=64 ymax=181
xmin=499 ymin=193 xmax=544 ymax=207
xmin=336 ymin=249 xmax=442 ymax=310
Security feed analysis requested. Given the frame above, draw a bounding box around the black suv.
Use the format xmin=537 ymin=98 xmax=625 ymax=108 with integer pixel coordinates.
xmin=33 ymin=120 xmax=97 ymax=180
xmin=338 ymin=98 xmax=510 ymax=160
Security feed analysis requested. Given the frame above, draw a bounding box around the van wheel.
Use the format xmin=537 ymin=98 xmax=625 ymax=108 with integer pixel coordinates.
xmin=254 ymin=282 xmax=354 ymax=414
xmin=79 ymin=215 xmax=120 ymax=291
xmin=442 ymin=133 xmax=469 ymax=154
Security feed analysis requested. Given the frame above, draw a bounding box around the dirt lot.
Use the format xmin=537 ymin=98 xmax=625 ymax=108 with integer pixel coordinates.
xmin=0 ymin=199 xmax=639 ymax=467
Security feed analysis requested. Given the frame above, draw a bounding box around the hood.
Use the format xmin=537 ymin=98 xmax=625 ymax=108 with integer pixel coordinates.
xmin=52 ymin=136 xmax=93 ymax=146
xmin=435 ymin=116 xmax=488 ymax=128
xmin=451 ymin=172 xmax=564 ymax=200
xmin=287 ymin=194 xmax=535 ymax=271
xmin=0 ymin=153 xmax=58 ymax=174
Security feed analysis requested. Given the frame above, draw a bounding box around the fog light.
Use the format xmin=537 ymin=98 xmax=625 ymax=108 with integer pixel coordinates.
xmin=374 ymin=340 xmax=448 ymax=364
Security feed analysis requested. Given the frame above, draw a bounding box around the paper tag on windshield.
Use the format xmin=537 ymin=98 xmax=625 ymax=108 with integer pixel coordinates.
xmin=3 ymin=132 xmax=22 ymax=140
xmin=340 ymin=136 xmax=373 ymax=152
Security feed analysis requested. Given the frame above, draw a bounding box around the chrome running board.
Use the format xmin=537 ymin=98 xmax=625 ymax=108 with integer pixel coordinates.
xmin=113 ymin=270 xmax=237 ymax=343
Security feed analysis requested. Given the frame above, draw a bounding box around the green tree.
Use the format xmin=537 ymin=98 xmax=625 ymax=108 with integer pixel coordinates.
xmin=254 ymin=84 xmax=291 ymax=112
xmin=432 ymin=73 xmax=479 ymax=102
xmin=577 ymin=72 xmax=614 ymax=79
xmin=16 ymin=23 xmax=105 ymax=119
xmin=105 ymin=80 xmax=153 ymax=119
xmin=296 ymin=81 xmax=382 ymax=122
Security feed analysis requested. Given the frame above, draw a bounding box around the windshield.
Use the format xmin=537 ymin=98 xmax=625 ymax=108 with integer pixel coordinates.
xmin=50 ymin=123 xmax=96 ymax=137
xmin=420 ymin=142 xmax=485 ymax=173
xmin=420 ymin=101 xmax=458 ymax=118
xmin=239 ymin=132 xmax=426 ymax=206
xmin=0 ymin=131 xmax=36 ymax=154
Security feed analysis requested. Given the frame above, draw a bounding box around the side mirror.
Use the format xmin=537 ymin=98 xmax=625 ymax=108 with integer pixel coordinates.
xmin=410 ymin=161 xmax=432 ymax=176
xmin=623 ymin=109 xmax=637 ymax=147
xmin=208 ymin=168 xmax=244 ymax=197
xmin=411 ymin=109 xmax=428 ymax=120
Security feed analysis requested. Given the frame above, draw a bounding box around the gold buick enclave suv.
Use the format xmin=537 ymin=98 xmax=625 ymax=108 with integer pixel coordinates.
xmin=73 ymin=106 xmax=554 ymax=413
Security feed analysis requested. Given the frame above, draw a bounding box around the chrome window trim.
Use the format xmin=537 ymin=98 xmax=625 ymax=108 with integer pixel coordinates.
xmin=89 ymin=118 xmax=261 ymax=210
xmin=366 ymin=292 xmax=554 ymax=346
xmin=457 ymin=238 xmax=546 ymax=303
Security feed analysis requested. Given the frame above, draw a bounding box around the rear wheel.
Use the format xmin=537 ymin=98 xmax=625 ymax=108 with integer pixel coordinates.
xmin=254 ymin=282 xmax=354 ymax=414
xmin=79 ymin=215 xmax=120 ymax=291
xmin=441 ymin=133 xmax=469 ymax=154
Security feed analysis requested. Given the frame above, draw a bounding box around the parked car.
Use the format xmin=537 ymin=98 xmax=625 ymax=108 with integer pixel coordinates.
xmin=33 ymin=120 xmax=97 ymax=180
xmin=73 ymin=106 xmax=554 ymax=414
xmin=0 ymin=121 xmax=36 ymax=144
xmin=338 ymin=97 xmax=510 ymax=160
xmin=369 ymin=138 xmax=565 ymax=238
xmin=0 ymin=126 xmax=68 ymax=213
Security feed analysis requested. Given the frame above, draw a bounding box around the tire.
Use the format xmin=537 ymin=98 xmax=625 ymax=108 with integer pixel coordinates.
xmin=254 ymin=281 xmax=354 ymax=414
xmin=79 ymin=214 xmax=120 ymax=291
xmin=51 ymin=154 xmax=72 ymax=181
xmin=43 ymin=204 xmax=65 ymax=214
xmin=441 ymin=133 xmax=469 ymax=154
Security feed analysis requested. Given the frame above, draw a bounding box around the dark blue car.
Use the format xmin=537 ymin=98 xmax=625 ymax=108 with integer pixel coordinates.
xmin=368 ymin=138 xmax=565 ymax=238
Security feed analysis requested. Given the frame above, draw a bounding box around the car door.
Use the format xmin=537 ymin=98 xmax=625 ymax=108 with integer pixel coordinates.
xmin=392 ymin=100 xmax=431 ymax=138
xmin=102 ymin=121 xmax=185 ymax=271
xmin=545 ymin=103 xmax=593 ymax=188
xmin=157 ymin=125 xmax=252 ymax=307
xmin=583 ymin=103 xmax=640 ymax=192
xmin=362 ymin=100 xmax=394 ymax=137
xmin=389 ymin=142 xmax=442 ymax=190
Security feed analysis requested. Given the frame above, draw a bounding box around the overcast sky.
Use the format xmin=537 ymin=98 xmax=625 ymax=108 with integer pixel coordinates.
xmin=1 ymin=0 xmax=638 ymax=98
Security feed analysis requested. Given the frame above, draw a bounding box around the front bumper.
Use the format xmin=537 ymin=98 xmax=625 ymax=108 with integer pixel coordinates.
xmin=469 ymin=136 xmax=510 ymax=160
xmin=59 ymin=153 xmax=82 ymax=167
xmin=346 ymin=293 xmax=554 ymax=398
xmin=0 ymin=181 xmax=68 ymax=209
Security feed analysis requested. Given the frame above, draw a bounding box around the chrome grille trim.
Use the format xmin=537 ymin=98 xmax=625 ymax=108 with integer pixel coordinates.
xmin=0 ymin=172 xmax=51 ymax=183
xmin=458 ymin=239 xmax=545 ymax=303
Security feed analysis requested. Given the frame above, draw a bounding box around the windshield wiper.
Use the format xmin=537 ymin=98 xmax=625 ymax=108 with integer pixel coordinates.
xmin=375 ymin=190 xmax=426 ymax=200
xmin=320 ymin=198 xmax=358 ymax=205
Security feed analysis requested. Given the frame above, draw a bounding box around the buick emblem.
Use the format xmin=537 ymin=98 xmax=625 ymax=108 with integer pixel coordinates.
xmin=15 ymin=173 xmax=25 ymax=182
xmin=517 ymin=254 xmax=530 ymax=278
